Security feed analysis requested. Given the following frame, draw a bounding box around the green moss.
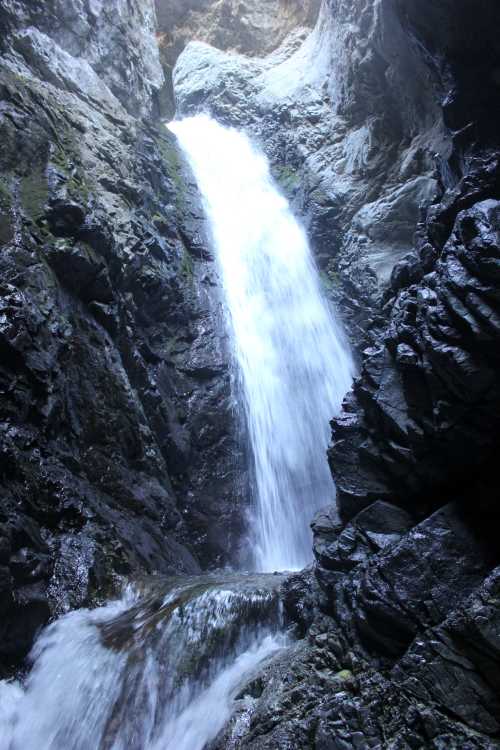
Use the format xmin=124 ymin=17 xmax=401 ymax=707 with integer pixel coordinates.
xmin=20 ymin=170 xmax=48 ymax=221
xmin=273 ymin=165 xmax=301 ymax=193
xmin=336 ymin=669 xmax=353 ymax=681
xmin=156 ymin=134 xmax=187 ymax=213
xmin=50 ymin=143 xmax=91 ymax=204
xmin=0 ymin=176 xmax=14 ymax=245
xmin=320 ymin=268 xmax=341 ymax=293
xmin=180 ymin=245 xmax=194 ymax=281
xmin=0 ymin=177 xmax=12 ymax=210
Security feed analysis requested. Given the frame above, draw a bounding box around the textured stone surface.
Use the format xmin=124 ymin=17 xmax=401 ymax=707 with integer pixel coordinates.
xmin=169 ymin=0 xmax=500 ymax=746
xmin=155 ymin=0 xmax=320 ymax=114
xmin=210 ymin=508 xmax=500 ymax=749
xmin=0 ymin=0 xmax=164 ymax=117
xmin=0 ymin=0 xmax=246 ymax=671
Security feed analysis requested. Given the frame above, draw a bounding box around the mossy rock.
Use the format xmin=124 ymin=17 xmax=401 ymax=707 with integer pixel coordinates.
xmin=336 ymin=669 xmax=353 ymax=680
xmin=0 ymin=175 xmax=14 ymax=245
xmin=0 ymin=176 xmax=12 ymax=209
xmin=20 ymin=169 xmax=48 ymax=222
xmin=49 ymin=144 xmax=91 ymax=205
xmin=320 ymin=269 xmax=341 ymax=292
xmin=274 ymin=165 xmax=301 ymax=193
xmin=156 ymin=133 xmax=187 ymax=213
xmin=180 ymin=244 xmax=194 ymax=281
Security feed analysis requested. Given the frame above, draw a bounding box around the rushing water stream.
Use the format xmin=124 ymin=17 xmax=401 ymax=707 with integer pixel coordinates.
xmin=0 ymin=575 xmax=285 ymax=749
xmin=170 ymin=115 xmax=354 ymax=572
xmin=0 ymin=116 xmax=353 ymax=749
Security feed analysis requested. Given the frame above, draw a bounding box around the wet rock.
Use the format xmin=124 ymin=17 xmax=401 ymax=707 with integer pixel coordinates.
xmin=281 ymin=567 xmax=319 ymax=637
xmin=155 ymin=0 xmax=320 ymax=115
xmin=313 ymin=500 xmax=413 ymax=574
xmin=393 ymin=567 xmax=500 ymax=736
xmin=330 ymin=192 xmax=500 ymax=525
xmin=0 ymin=0 xmax=246 ymax=669
xmin=336 ymin=504 xmax=496 ymax=659
xmin=45 ymin=200 xmax=85 ymax=237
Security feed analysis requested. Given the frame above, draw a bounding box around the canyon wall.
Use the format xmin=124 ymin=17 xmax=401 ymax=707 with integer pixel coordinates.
xmin=0 ymin=0 xmax=249 ymax=671
xmin=171 ymin=0 xmax=500 ymax=746
xmin=1 ymin=0 xmax=500 ymax=745
xmin=155 ymin=0 xmax=320 ymax=114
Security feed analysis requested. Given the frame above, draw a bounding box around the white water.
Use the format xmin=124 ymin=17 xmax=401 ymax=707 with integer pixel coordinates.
xmin=0 ymin=576 xmax=285 ymax=750
xmin=169 ymin=115 xmax=354 ymax=571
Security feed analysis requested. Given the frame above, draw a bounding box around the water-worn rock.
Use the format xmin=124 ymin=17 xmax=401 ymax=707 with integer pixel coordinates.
xmin=212 ymin=507 xmax=500 ymax=749
xmin=313 ymin=500 xmax=413 ymax=574
xmin=334 ymin=503 xmax=497 ymax=659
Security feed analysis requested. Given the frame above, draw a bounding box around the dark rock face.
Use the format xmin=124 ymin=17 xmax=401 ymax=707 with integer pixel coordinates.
xmin=0 ymin=0 xmax=246 ymax=671
xmin=211 ymin=511 xmax=500 ymax=749
xmin=325 ymin=0 xmax=500 ymax=524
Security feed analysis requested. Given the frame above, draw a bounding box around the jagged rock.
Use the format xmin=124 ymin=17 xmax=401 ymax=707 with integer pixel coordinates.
xmin=335 ymin=504 xmax=496 ymax=659
xmin=0 ymin=0 xmax=247 ymax=669
xmin=214 ymin=506 xmax=500 ymax=749
xmin=330 ymin=192 xmax=500 ymax=524
xmin=313 ymin=500 xmax=413 ymax=574
xmin=393 ymin=568 xmax=500 ymax=736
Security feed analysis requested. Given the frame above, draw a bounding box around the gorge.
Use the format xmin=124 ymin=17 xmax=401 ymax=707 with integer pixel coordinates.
xmin=0 ymin=0 xmax=500 ymax=748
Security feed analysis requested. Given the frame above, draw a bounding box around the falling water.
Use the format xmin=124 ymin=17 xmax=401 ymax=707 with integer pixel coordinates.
xmin=169 ymin=115 xmax=354 ymax=571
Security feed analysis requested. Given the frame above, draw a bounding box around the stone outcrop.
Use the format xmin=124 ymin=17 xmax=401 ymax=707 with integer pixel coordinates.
xmin=155 ymin=0 xmax=320 ymax=115
xmin=210 ymin=504 xmax=500 ymax=749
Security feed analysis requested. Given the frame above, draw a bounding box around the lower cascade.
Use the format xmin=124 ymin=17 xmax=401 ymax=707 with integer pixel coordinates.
xmin=0 ymin=575 xmax=285 ymax=750
xmin=0 ymin=117 xmax=353 ymax=749
xmin=170 ymin=115 xmax=354 ymax=572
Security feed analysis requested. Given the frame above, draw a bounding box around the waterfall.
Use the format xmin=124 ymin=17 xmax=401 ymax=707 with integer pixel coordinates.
xmin=0 ymin=117 xmax=354 ymax=749
xmin=169 ymin=115 xmax=354 ymax=572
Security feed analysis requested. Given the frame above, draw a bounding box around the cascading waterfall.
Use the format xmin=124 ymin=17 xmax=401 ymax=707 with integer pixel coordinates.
xmin=169 ymin=115 xmax=354 ymax=571
xmin=0 ymin=575 xmax=285 ymax=750
xmin=0 ymin=116 xmax=354 ymax=750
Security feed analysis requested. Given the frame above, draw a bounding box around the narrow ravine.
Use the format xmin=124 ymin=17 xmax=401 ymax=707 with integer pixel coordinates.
xmin=0 ymin=117 xmax=353 ymax=750
xmin=170 ymin=115 xmax=354 ymax=572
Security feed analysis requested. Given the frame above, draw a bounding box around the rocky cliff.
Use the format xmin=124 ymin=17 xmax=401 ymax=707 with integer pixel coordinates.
xmin=155 ymin=0 xmax=320 ymax=115
xmin=0 ymin=0 xmax=249 ymax=671
xmin=170 ymin=0 xmax=500 ymax=746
